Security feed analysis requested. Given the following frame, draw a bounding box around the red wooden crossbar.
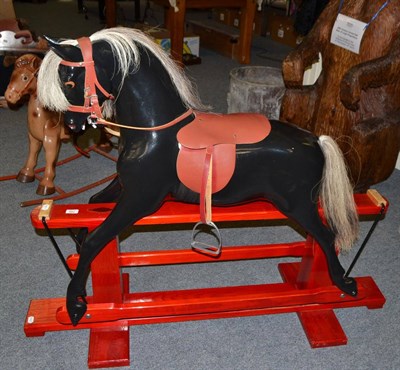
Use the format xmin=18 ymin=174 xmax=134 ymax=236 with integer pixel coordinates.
xmin=25 ymin=190 xmax=388 ymax=369
xmin=30 ymin=193 xmax=384 ymax=229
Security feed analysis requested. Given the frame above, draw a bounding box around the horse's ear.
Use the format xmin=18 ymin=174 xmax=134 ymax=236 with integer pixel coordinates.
xmin=3 ymin=55 xmax=17 ymax=68
xmin=44 ymin=35 xmax=83 ymax=62
xmin=31 ymin=55 xmax=42 ymax=70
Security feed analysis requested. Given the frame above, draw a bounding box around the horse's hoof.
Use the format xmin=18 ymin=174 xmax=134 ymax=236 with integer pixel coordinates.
xmin=67 ymin=298 xmax=87 ymax=326
xmin=36 ymin=184 xmax=55 ymax=196
xmin=16 ymin=172 xmax=35 ymax=183
xmin=337 ymin=276 xmax=358 ymax=297
xmin=97 ymin=141 xmax=114 ymax=153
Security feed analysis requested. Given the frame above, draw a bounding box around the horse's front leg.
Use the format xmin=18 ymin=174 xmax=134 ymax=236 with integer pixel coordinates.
xmin=66 ymin=188 xmax=167 ymax=325
xmin=37 ymin=121 xmax=62 ymax=195
xmin=17 ymin=131 xmax=42 ymax=184
xmin=89 ymin=175 xmax=122 ymax=204
xmin=74 ymin=176 xmax=123 ymax=253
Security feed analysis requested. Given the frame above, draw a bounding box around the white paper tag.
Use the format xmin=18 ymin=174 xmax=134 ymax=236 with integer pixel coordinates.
xmin=330 ymin=14 xmax=367 ymax=54
xmin=66 ymin=209 xmax=79 ymax=214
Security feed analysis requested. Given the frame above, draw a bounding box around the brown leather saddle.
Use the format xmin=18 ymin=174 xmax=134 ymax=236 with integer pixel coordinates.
xmin=177 ymin=111 xmax=271 ymax=255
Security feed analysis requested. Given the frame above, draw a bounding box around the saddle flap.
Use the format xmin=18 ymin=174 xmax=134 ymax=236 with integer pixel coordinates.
xmin=176 ymin=111 xmax=271 ymax=195
xmin=177 ymin=143 xmax=236 ymax=194
xmin=177 ymin=112 xmax=271 ymax=149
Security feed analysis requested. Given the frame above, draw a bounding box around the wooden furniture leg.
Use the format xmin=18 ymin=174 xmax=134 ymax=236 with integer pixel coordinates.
xmin=155 ymin=0 xmax=257 ymax=65
xmin=105 ymin=0 xmax=141 ymax=27
xmin=238 ymin=0 xmax=256 ymax=64
xmin=134 ymin=0 xmax=141 ymax=21
xmin=167 ymin=0 xmax=186 ymax=63
xmin=105 ymin=0 xmax=116 ymax=27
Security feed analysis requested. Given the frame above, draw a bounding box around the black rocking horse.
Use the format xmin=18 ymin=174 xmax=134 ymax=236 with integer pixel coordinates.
xmin=38 ymin=27 xmax=359 ymax=326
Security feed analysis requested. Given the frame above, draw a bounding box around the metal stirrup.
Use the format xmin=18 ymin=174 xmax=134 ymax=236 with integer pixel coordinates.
xmin=191 ymin=221 xmax=222 ymax=257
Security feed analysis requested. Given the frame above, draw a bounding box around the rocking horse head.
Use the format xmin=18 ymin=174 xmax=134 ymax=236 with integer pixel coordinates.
xmin=38 ymin=36 xmax=114 ymax=132
xmin=38 ymin=28 xmax=206 ymax=132
xmin=5 ymin=54 xmax=41 ymax=105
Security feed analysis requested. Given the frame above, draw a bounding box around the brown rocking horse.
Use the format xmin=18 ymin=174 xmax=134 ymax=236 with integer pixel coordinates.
xmin=5 ymin=53 xmax=115 ymax=196
xmin=5 ymin=54 xmax=70 ymax=195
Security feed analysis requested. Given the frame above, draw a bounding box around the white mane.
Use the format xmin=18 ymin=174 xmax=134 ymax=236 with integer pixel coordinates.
xmin=38 ymin=27 xmax=207 ymax=116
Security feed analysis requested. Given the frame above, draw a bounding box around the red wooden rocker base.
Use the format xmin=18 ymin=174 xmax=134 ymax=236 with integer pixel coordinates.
xmin=25 ymin=191 xmax=387 ymax=368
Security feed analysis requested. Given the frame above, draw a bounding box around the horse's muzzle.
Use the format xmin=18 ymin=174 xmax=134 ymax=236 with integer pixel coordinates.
xmin=65 ymin=117 xmax=83 ymax=133
xmin=5 ymin=88 xmax=20 ymax=105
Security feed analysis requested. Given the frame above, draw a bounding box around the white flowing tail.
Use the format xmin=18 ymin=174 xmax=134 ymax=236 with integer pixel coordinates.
xmin=318 ymin=135 xmax=359 ymax=252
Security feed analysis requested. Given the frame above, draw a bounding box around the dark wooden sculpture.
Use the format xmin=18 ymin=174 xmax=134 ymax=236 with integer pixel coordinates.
xmin=280 ymin=0 xmax=400 ymax=191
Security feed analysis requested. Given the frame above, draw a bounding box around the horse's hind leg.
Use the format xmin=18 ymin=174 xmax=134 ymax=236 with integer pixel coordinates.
xmin=288 ymin=201 xmax=357 ymax=296
xmin=17 ymin=131 xmax=42 ymax=184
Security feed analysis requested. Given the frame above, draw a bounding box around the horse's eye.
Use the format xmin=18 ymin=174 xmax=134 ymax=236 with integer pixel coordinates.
xmin=22 ymin=75 xmax=28 ymax=81
xmin=65 ymin=81 xmax=75 ymax=89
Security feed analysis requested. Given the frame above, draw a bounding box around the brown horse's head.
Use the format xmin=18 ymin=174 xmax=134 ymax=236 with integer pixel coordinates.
xmin=5 ymin=54 xmax=42 ymax=105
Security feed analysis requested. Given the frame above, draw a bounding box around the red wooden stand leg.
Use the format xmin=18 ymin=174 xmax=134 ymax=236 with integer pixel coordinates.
xmin=297 ymin=310 xmax=347 ymax=348
xmin=87 ymin=238 xmax=130 ymax=368
xmin=88 ymin=325 xmax=129 ymax=368
xmin=279 ymin=236 xmax=347 ymax=347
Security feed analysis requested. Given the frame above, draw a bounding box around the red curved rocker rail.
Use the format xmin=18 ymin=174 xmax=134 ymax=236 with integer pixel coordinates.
xmin=25 ymin=190 xmax=387 ymax=369
xmin=0 ymin=145 xmax=117 ymax=207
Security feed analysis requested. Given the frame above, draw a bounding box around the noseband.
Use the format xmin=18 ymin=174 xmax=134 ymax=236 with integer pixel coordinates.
xmin=60 ymin=37 xmax=114 ymax=120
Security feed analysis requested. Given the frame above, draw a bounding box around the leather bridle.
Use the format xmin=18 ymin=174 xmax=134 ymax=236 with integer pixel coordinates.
xmin=59 ymin=37 xmax=193 ymax=132
xmin=60 ymin=37 xmax=114 ymax=120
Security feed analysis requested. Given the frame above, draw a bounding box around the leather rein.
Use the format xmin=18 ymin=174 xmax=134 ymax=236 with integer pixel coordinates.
xmin=59 ymin=37 xmax=193 ymax=132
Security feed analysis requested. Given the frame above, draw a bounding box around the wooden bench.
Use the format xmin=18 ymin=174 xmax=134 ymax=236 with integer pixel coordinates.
xmin=25 ymin=190 xmax=387 ymax=368
xmin=152 ymin=0 xmax=257 ymax=65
